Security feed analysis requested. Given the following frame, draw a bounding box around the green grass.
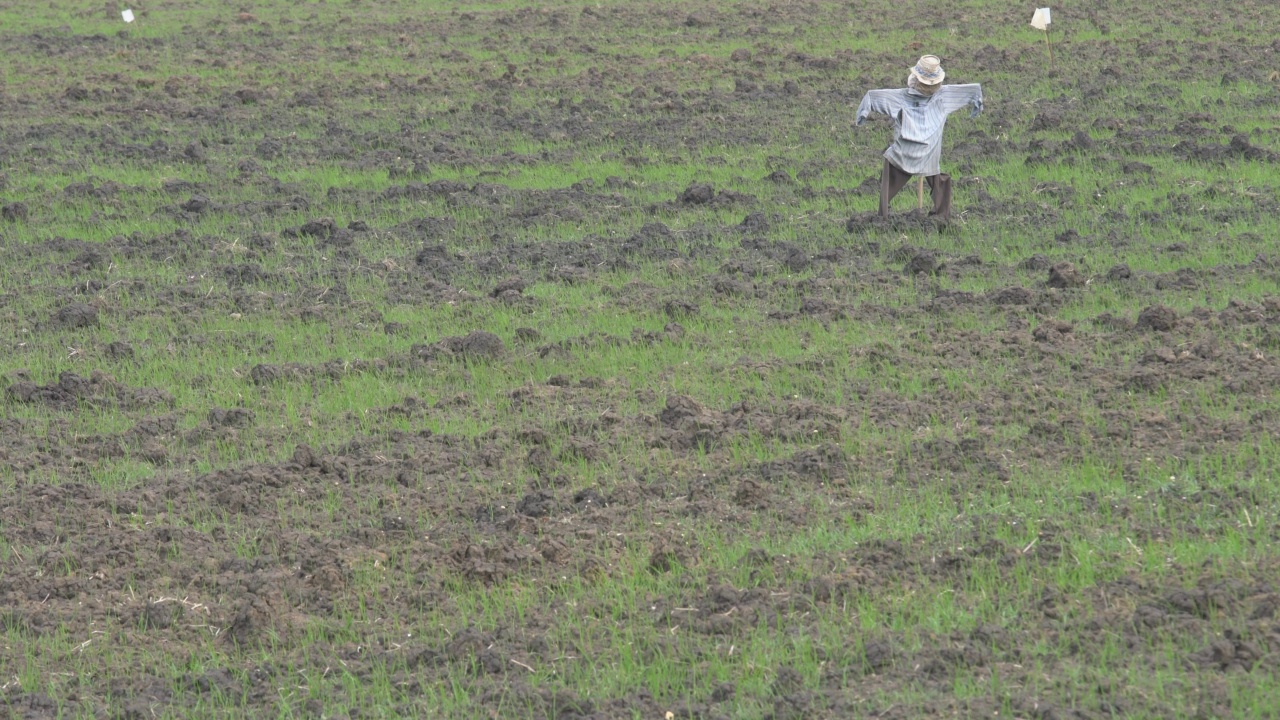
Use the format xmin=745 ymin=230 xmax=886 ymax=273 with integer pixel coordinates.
xmin=3 ymin=0 xmax=1280 ymax=717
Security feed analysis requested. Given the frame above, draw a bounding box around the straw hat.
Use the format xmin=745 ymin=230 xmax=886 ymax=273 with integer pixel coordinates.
xmin=909 ymin=55 xmax=945 ymax=86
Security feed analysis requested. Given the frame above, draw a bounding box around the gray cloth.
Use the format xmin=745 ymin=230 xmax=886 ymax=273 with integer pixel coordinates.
xmin=855 ymin=84 xmax=983 ymax=176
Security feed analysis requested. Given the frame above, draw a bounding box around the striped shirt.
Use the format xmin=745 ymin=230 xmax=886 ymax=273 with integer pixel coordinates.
xmin=855 ymin=84 xmax=984 ymax=176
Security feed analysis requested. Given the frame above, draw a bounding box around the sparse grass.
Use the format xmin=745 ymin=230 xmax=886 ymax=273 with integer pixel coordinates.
xmin=2 ymin=0 xmax=1280 ymax=717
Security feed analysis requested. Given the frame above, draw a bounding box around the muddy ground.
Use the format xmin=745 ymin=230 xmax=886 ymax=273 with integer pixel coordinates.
xmin=2 ymin=0 xmax=1280 ymax=718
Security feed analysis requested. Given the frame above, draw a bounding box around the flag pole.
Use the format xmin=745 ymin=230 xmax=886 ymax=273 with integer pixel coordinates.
xmin=1031 ymin=8 xmax=1053 ymax=69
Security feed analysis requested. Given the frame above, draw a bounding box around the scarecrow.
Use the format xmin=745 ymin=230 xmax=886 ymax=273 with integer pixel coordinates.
xmin=855 ymin=55 xmax=983 ymax=222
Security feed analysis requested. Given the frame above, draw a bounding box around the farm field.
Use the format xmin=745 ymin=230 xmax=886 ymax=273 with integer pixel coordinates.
xmin=2 ymin=0 xmax=1280 ymax=717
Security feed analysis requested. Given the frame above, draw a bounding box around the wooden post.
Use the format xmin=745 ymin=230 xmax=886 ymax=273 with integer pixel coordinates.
xmin=917 ymin=176 xmax=924 ymax=210
xmin=1044 ymin=27 xmax=1054 ymax=69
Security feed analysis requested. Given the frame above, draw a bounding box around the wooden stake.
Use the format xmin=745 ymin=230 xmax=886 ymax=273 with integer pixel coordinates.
xmin=1043 ymin=27 xmax=1054 ymax=69
xmin=917 ymin=176 xmax=924 ymax=210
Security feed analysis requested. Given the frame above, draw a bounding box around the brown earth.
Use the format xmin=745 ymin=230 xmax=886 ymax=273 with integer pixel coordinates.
xmin=3 ymin=0 xmax=1280 ymax=717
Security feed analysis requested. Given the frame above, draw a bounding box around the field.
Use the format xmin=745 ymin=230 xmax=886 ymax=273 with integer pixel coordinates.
xmin=2 ymin=0 xmax=1280 ymax=717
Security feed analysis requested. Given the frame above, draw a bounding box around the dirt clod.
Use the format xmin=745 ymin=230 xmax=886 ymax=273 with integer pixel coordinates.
xmin=1047 ymin=262 xmax=1084 ymax=288
xmin=491 ymin=277 xmax=526 ymax=297
xmin=2 ymin=201 xmax=29 ymax=221
xmin=414 ymin=331 xmax=506 ymax=362
xmin=679 ymin=183 xmax=715 ymax=204
xmin=181 ymin=195 xmax=211 ymax=213
xmin=1136 ymin=305 xmax=1179 ymax=332
xmin=299 ymin=218 xmax=338 ymax=238
xmin=209 ymin=407 xmax=256 ymax=427
xmin=904 ymin=250 xmax=939 ymax=275
xmin=50 ymin=303 xmax=99 ymax=329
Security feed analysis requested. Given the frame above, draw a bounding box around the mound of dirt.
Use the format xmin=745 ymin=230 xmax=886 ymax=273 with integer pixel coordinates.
xmin=760 ymin=444 xmax=848 ymax=483
xmin=2 ymin=201 xmax=30 ymax=221
xmin=987 ymin=287 xmax=1033 ymax=305
xmin=674 ymin=183 xmax=754 ymax=207
xmin=412 ymin=331 xmax=506 ymax=362
xmin=679 ymin=183 xmax=715 ymax=204
xmin=6 ymin=371 xmax=173 ymax=411
xmin=1047 ymin=262 xmax=1085 ymax=288
xmin=659 ymin=394 xmax=724 ymax=450
xmin=49 ymin=303 xmax=99 ymax=329
xmin=209 ymin=407 xmax=256 ymax=428
xmin=904 ymin=250 xmax=940 ymax=276
xmin=180 ymin=195 xmax=212 ymax=213
xmin=249 ymin=363 xmax=311 ymax=385
xmin=1136 ymin=305 xmax=1179 ymax=332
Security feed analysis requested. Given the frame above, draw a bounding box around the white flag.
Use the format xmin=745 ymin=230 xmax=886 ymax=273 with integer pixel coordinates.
xmin=122 ymin=8 xmax=135 ymax=22
xmin=1030 ymin=7 xmax=1051 ymax=30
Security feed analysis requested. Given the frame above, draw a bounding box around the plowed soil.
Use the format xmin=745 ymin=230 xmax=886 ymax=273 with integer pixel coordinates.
xmin=2 ymin=0 xmax=1280 ymax=718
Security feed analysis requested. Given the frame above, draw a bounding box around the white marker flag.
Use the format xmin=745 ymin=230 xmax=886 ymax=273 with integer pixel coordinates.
xmin=1030 ymin=7 xmax=1051 ymax=30
xmin=122 ymin=8 xmax=135 ymax=22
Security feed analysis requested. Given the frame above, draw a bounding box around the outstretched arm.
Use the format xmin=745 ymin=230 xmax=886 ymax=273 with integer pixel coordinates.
xmin=856 ymin=89 xmax=907 ymax=126
xmin=936 ymin=83 xmax=984 ymax=119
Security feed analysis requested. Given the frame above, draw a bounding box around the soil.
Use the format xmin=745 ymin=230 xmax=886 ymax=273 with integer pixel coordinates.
xmin=2 ymin=0 xmax=1280 ymax=717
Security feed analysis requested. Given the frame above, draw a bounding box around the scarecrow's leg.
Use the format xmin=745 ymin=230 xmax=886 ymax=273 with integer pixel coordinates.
xmin=879 ymin=160 xmax=913 ymax=217
xmin=927 ymin=173 xmax=953 ymax=222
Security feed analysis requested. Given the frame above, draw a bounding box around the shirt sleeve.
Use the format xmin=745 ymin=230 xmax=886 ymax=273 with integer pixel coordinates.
xmin=936 ymin=84 xmax=984 ymax=118
xmin=856 ymin=89 xmax=906 ymax=125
